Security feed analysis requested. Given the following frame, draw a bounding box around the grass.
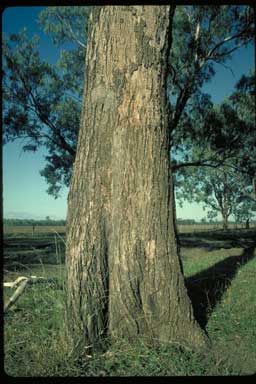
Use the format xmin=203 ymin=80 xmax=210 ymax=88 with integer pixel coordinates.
xmin=206 ymin=256 xmax=256 ymax=375
xmin=3 ymin=229 xmax=256 ymax=376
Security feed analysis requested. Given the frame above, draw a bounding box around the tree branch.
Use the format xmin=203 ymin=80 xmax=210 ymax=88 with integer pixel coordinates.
xmin=4 ymin=275 xmax=61 ymax=313
xmin=171 ymin=160 xmax=220 ymax=172
xmin=203 ymin=25 xmax=253 ymax=64
xmin=56 ymin=12 xmax=86 ymax=49
xmin=18 ymin=71 xmax=76 ymax=157
xmin=5 ymin=63 xmax=76 ymax=157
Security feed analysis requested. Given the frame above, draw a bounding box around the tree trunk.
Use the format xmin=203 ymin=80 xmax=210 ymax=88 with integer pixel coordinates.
xmin=222 ymin=210 xmax=228 ymax=230
xmin=66 ymin=5 xmax=208 ymax=353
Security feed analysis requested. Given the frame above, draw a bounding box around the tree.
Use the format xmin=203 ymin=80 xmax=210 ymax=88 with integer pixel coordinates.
xmin=3 ymin=6 xmax=254 ymax=196
xmin=201 ymin=217 xmax=207 ymax=225
xmin=177 ymin=166 xmax=233 ymax=230
xmin=233 ymin=200 xmax=256 ymax=228
xmin=65 ymin=6 xmax=208 ymax=353
xmin=177 ymin=163 xmax=255 ymax=230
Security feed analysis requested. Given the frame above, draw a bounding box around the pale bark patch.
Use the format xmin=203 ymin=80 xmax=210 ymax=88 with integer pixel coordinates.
xmin=118 ymin=66 xmax=154 ymax=126
xmin=145 ymin=239 xmax=156 ymax=267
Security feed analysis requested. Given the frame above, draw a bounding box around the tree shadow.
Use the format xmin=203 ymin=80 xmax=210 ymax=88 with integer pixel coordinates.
xmin=185 ymin=245 xmax=256 ymax=329
xmin=179 ymin=229 xmax=256 ymax=251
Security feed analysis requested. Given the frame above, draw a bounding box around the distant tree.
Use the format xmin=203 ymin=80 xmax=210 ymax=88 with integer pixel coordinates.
xmin=232 ymin=199 xmax=256 ymax=228
xmin=177 ymin=166 xmax=251 ymax=229
xmin=3 ymin=218 xmax=66 ymax=226
xmin=177 ymin=218 xmax=196 ymax=225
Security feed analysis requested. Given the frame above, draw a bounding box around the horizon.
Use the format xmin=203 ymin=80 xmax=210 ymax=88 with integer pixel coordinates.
xmin=5 ymin=215 xmax=255 ymax=224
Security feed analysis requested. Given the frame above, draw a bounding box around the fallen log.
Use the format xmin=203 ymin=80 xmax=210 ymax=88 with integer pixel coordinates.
xmin=4 ymin=275 xmax=61 ymax=313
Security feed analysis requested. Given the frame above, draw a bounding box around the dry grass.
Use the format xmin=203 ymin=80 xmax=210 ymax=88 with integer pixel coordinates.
xmin=4 ymin=226 xmax=66 ymax=235
xmin=4 ymin=223 xmax=254 ymax=236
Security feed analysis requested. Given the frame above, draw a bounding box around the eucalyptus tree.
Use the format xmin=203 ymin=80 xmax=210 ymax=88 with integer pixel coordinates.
xmin=2 ymin=6 xmax=254 ymax=197
xmin=176 ymin=159 xmax=256 ymax=230
xmin=65 ymin=6 xmax=209 ymax=353
xmin=232 ymin=199 xmax=256 ymax=228
xmin=177 ymin=166 xmax=243 ymax=229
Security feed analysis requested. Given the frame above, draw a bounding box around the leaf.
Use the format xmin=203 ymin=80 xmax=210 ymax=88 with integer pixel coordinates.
xmin=23 ymin=144 xmax=38 ymax=152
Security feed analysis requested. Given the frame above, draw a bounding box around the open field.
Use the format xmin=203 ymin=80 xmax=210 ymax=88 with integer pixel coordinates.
xmin=4 ymin=223 xmax=255 ymax=236
xmin=4 ymin=226 xmax=66 ymax=235
xmin=3 ymin=229 xmax=256 ymax=376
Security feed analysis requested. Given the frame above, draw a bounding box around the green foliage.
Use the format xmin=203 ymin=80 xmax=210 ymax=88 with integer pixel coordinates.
xmin=177 ymin=218 xmax=196 ymax=225
xmin=232 ymin=199 xmax=256 ymax=225
xmin=172 ymin=70 xmax=255 ymax=172
xmin=2 ymin=28 xmax=80 ymax=197
xmin=174 ymin=69 xmax=256 ymax=226
xmin=229 ymin=71 xmax=256 ymax=180
xmin=38 ymin=6 xmax=90 ymax=48
xmin=169 ymin=5 xmax=254 ymax=128
xmin=3 ymin=29 xmax=60 ymax=143
xmin=170 ymin=6 xmax=254 ymax=180
xmin=38 ymin=6 xmax=90 ymax=96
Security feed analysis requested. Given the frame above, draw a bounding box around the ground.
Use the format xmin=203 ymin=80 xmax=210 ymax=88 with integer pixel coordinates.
xmin=3 ymin=226 xmax=256 ymax=376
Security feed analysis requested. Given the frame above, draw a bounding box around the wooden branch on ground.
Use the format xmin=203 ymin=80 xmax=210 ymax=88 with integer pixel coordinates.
xmin=4 ymin=275 xmax=60 ymax=314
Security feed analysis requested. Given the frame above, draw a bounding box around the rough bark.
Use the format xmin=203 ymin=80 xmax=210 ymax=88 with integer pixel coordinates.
xmin=66 ymin=5 xmax=208 ymax=352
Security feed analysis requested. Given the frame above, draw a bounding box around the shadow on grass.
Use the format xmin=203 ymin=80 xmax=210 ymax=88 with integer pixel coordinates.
xmin=185 ymin=245 xmax=256 ymax=329
xmin=179 ymin=229 xmax=256 ymax=251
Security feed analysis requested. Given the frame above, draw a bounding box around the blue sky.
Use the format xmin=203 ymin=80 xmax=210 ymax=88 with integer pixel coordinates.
xmin=2 ymin=6 xmax=255 ymax=220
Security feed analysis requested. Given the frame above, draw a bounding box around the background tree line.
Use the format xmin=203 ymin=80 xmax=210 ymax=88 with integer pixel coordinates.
xmin=4 ymin=218 xmax=66 ymax=226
